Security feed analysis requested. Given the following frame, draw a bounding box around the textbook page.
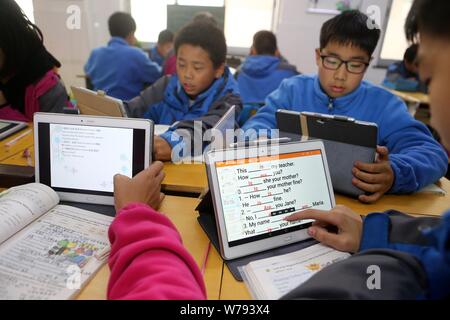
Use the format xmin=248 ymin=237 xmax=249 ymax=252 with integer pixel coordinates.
xmin=240 ymin=244 xmax=351 ymax=300
xmin=0 ymin=183 xmax=59 ymax=245
xmin=0 ymin=205 xmax=113 ymax=300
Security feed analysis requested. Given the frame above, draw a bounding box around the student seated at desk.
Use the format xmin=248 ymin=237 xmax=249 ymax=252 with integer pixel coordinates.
xmin=106 ymin=0 xmax=449 ymax=300
xmin=235 ymin=30 xmax=299 ymax=105
xmin=0 ymin=0 xmax=70 ymax=122
xmin=382 ymin=44 xmax=427 ymax=93
xmin=149 ymin=30 xmax=174 ymax=68
xmin=84 ymin=12 xmax=162 ymax=101
xmin=125 ymin=22 xmax=241 ymax=161
xmin=242 ymin=10 xmax=448 ymax=204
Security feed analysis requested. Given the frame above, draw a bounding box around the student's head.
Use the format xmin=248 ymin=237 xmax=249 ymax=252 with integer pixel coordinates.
xmin=157 ymin=29 xmax=174 ymax=58
xmin=403 ymin=44 xmax=419 ymax=74
xmin=192 ymin=11 xmax=218 ymax=27
xmin=406 ymin=0 xmax=450 ymax=149
xmin=0 ymin=0 xmax=44 ymax=80
xmin=251 ymin=30 xmax=279 ymax=56
xmin=108 ymin=12 xmax=137 ymax=45
xmin=174 ymin=22 xmax=226 ymax=98
xmin=316 ymin=10 xmax=380 ymax=98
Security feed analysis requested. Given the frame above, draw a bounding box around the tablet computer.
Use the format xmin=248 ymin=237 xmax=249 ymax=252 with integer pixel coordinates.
xmin=0 ymin=120 xmax=28 ymax=141
xmin=276 ymin=110 xmax=378 ymax=197
xmin=34 ymin=113 xmax=153 ymax=206
xmin=71 ymin=86 xmax=127 ymax=117
xmin=205 ymin=140 xmax=335 ymax=260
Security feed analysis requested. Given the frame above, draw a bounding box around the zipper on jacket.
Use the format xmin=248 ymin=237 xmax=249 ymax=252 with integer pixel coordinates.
xmin=328 ymin=97 xmax=334 ymax=111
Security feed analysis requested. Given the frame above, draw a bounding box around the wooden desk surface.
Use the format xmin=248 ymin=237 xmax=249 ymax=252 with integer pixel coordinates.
xmin=388 ymin=89 xmax=430 ymax=104
xmin=76 ymin=195 xmax=223 ymax=300
xmin=0 ymin=125 xmax=34 ymax=162
xmin=162 ymin=162 xmax=208 ymax=194
xmin=1 ymin=146 xmax=209 ymax=195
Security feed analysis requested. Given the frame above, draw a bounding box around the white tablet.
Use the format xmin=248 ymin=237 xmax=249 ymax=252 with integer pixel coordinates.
xmin=205 ymin=140 xmax=335 ymax=260
xmin=34 ymin=113 xmax=153 ymax=206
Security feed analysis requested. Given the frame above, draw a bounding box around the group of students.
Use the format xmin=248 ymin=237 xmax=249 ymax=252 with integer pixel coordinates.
xmin=0 ymin=0 xmax=449 ymax=299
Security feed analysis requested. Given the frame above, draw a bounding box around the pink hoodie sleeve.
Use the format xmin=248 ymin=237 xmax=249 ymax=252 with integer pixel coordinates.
xmin=107 ymin=203 xmax=207 ymax=300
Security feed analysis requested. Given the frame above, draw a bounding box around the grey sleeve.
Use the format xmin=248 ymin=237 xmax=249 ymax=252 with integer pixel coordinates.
xmin=124 ymin=75 xmax=170 ymax=118
xmin=38 ymin=79 xmax=69 ymax=114
xmin=281 ymin=249 xmax=427 ymax=300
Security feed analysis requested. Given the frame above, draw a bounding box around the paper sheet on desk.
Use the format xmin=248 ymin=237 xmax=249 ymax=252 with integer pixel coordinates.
xmin=240 ymin=244 xmax=350 ymax=300
xmin=418 ymin=183 xmax=447 ymax=196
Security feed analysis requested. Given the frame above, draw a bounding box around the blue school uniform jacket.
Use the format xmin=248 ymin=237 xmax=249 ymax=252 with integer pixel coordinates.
xmin=236 ymin=55 xmax=298 ymax=103
xmin=149 ymin=46 xmax=164 ymax=66
xmin=242 ymin=74 xmax=448 ymax=194
xmin=84 ymin=37 xmax=162 ymax=101
xmin=125 ymin=67 xmax=242 ymax=150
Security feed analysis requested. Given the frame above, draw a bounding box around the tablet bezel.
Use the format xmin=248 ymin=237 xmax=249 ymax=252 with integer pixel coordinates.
xmin=33 ymin=113 xmax=153 ymax=205
xmin=205 ymin=140 xmax=335 ymax=260
xmin=0 ymin=120 xmax=28 ymax=141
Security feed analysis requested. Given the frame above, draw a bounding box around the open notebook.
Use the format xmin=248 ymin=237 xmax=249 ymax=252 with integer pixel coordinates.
xmin=0 ymin=183 xmax=113 ymax=300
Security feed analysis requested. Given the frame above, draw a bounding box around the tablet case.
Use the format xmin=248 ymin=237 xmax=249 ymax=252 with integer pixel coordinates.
xmin=0 ymin=164 xmax=35 ymax=188
xmin=196 ymin=191 xmax=317 ymax=281
xmin=72 ymin=87 xmax=126 ymax=117
xmin=277 ymin=110 xmax=378 ymax=198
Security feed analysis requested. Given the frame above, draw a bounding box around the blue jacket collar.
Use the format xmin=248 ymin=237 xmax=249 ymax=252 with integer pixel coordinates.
xmin=313 ymin=75 xmax=364 ymax=111
xmin=167 ymin=67 xmax=238 ymax=112
xmin=108 ymin=37 xmax=129 ymax=46
xmin=242 ymin=55 xmax=280 ymax=76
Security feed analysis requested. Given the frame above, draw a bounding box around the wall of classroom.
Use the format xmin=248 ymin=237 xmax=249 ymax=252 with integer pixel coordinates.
xmin=33 ymin=0 xmax=390 ymax=92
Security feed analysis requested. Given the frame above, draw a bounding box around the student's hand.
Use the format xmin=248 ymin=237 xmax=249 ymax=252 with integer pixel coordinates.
xmin=352 ymin=146 xmax=394 ymax=204
xmin=154 ymin=136 xmax=173 ymax=161
xmin=113 ymin=161 xmax=165 ymax=212
xmin=285 ymin=205 xmax=363 ymax=253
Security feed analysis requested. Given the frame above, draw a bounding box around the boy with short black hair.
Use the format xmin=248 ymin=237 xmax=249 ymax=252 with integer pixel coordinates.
xmin=149 ymin=29 xmax=174 ymax=67
xmin=85 ymin=12 xmax=161 ymax=101
xmin=242 ymin=10 xmax=448 ymax=203
xmin=126 ymin=22 xmax=241 ymax=161
xmin=236 ymin=30 xmax=298 ymax=105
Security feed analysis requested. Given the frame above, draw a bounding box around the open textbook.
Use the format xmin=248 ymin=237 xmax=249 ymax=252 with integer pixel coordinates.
xmin=240 ymin=243 xmax=351 ymax=300
xmin=0 ymin=183 xmax=113 ymax=300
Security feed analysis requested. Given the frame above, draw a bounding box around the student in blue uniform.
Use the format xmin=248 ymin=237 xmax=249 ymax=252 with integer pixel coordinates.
xmin=236 ymin=30 xmax=299 ymax=104
xmin=382 ymin=44 xmax=427 ymax=92
xmin=84 ymin=12 xmax=161 ymax=101
xmin=125 ymin=22 xmax=241 ymax=161
xmin=242 ymin=10 xmax=448 ymax=203
xmin=149 ymin=29 xmax=174 ymax=67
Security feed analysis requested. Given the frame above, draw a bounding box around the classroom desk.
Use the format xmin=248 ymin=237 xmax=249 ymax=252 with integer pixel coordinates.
xmin=0 ymin=124 xmax=34 ymax=162
xmin=76 ymin=195 xmax=223 ymax=300
xmin=388 ymin=89 xmax=430 ymax=105
xmin=0 ymin=145 xmax=209 ymax=195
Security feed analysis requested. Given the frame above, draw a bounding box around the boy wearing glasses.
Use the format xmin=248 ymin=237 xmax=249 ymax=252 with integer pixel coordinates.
xmin=242 ymin=10 xmax=447 ymax=203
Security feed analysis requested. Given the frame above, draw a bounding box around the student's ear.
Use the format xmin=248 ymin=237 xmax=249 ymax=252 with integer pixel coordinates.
xmin=126 ymin=33 xmax=137 ymax=46
xmin=275 ymin=49 xmax=281 ymax=57
xmin=315 ymin=48 xmax=322 ymax=67
xmin=214 ymin=63 xmax=225 ymax=79
xmin=250 ymin=47 xmax=257 ymax=56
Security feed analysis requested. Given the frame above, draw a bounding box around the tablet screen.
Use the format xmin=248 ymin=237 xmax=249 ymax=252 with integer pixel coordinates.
xmin=37 ymin=122 xmax=146 ymax=195
xmin=215 ymin=150 xmax=333 ymax=247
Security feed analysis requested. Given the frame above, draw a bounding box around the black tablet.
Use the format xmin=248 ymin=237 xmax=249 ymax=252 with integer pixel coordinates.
xmin=276 ymin=110 xmax=378 ymax=198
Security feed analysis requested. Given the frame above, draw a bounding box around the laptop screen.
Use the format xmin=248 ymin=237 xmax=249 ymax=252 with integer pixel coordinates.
xmin=37 ymin=122 xmax=146 ymax=196
xmin=214 ymin=149 xmax=333 ymax=247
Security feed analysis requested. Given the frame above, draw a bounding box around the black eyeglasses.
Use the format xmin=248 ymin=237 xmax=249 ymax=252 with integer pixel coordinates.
xmin=320 ymin=55 xmax=370 ymax=74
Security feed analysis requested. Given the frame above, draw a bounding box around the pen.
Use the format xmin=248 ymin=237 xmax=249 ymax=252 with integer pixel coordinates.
xmin=5 ymin=129 xmax=32 ymax=147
